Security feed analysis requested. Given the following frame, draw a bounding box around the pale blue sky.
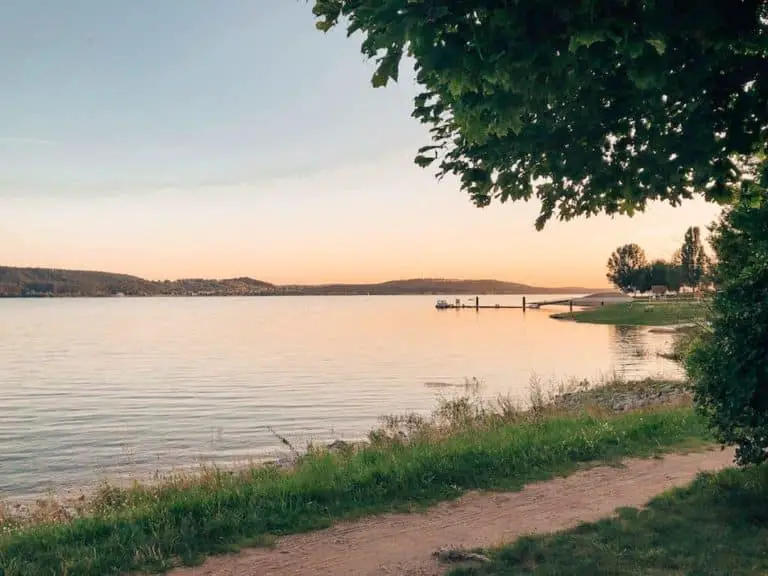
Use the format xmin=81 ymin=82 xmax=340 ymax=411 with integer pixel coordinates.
xmin=1 ymin=0 xmax=720 ymax=286
xmin=1 ymin=1 xmax=423 ymax=191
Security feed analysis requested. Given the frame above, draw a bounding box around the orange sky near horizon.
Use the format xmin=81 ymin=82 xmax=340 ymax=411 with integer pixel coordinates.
xmin=2 ymin=150 xmax=722 ymax=289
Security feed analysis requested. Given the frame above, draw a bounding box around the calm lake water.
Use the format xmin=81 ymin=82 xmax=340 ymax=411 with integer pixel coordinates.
xmin=0 ymin=295 xmax=680 ymax=497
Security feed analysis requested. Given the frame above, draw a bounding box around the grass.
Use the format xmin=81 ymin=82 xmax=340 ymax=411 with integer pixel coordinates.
xmin=552 ymin=300 xmax=707 ymax=326
xmin=451 ymin=463 xmax=768 ymax=575
xmin=0 ymin=397 xmax=711 ymax=576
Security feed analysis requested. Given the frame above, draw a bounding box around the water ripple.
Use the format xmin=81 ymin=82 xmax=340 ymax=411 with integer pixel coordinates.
xmin=0 ymin=295 xmax=680 ymax=497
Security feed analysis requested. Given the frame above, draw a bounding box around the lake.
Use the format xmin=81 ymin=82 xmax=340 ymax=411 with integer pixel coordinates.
xmin=0 ymin=295 xmax=680 ymax=498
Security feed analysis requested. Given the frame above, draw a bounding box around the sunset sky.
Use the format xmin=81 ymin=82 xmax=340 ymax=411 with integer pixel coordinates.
xmin=1 ymin=0 xmax=722 ymax=288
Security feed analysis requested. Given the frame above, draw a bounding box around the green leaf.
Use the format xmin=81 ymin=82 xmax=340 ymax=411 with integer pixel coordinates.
xmin=371 ymin=48 xmax=402 ymax=88
xmin=415 ymin=155 xmax=437 ymax=168
xmin=568 ymin=30 xmax=606 ymax=53
xmin=508 ymin=112 xmax=523 ymax=135
xmin=646 ymin=38 xmax=666 ymax=55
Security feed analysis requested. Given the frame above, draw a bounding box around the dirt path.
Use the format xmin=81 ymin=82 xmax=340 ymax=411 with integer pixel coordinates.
xmin=171 ymin=449 xmax=734 ymax=576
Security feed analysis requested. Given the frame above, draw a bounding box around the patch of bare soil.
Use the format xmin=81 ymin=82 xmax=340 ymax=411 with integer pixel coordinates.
xmin=170 ymin=449 xmax=733 ymax=576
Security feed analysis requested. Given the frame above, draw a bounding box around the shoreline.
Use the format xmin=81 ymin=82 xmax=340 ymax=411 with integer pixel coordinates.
xmin=2 ymin=409 xmax=707 ymax=576
xmin=1 ymin=377 xmax=688 ymax=509
xmin=550 ymin=299 xmax=707 ymax=326
xmin=0 ymin=377 xmax=704 ymax=576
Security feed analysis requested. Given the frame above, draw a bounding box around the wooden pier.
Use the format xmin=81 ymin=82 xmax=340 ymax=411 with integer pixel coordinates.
xmin=435 ymin=296 xmax=574 ymax=312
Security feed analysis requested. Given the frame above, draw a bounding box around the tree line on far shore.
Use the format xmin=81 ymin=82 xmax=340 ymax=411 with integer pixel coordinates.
xmin=606 ymin=227 xmax=711 ymax=294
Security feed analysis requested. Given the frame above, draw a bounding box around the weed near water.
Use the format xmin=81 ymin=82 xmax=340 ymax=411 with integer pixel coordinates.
xmin=0 ymin=398 xmax=711 ymax=576
xmin=451 ymin=463 xmax=768 ymax=575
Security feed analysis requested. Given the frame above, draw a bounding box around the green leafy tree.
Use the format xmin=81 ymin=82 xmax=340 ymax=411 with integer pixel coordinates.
xmin=667 ymin=263 xmax=684 ymax=293
xmin=679 ymin=226 xmax=710 ymax=290
xmin=646 ymin=260 xmax=683 ymax=293
xmin=606 ymin=244 xmax=648 ymax=293
xmin=687 ymin=201 xmax=768 ymax=465
xmin=312 ymin=0 xmax=767 ymax=229
xmin=633 ymin=266 xmax=653 ymax=294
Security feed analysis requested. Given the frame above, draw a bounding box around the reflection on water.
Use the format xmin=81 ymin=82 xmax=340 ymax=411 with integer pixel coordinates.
xmin=0 ymin=295 xmax=680 ymax=497
xmin=611 ymin=324 xmax=674 ymax=376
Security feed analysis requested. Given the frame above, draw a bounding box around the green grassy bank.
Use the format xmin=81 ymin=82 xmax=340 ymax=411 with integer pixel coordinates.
xmin=552 ymin=300 xmax=707 ymax=326
xmin=0 ymin=406 xmax=710 ymax=576
xmin=452 ymin=463 xmax=768 ymax=575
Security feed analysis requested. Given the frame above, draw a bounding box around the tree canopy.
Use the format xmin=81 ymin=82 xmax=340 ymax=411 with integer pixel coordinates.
xmin=312 ymin=0 xmax=767 ymax=228
xmin=688 ymin=201 xmax=768 ymax=464
xmin=606 ymin=243 xmax=685 ymax=293
xmin=648 ymin=259 xmax=683 ymax=292
xmin=679 ymin=226 xmax=710 ymax=289
xmin=606 ymin=243 xmax=647 ymax=292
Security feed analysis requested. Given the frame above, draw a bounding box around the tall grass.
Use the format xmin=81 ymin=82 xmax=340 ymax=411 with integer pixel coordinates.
xmin=0 ymin=391 xmax=710 ymax=576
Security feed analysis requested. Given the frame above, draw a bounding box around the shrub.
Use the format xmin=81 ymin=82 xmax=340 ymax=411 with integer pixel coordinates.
xmin=687 ymin=199 xmax=768 ymax=465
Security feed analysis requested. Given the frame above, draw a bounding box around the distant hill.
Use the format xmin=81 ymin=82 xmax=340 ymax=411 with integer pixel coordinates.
xmin=0 ymin=267 xmax=275 ymax=297
xmin=0 ymin=267 xmax=160 ymax=297
xmin=0 ymin=267 xmax=599 ymax=297
xmin=283 ymin=278 xmax=598 ymax=296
